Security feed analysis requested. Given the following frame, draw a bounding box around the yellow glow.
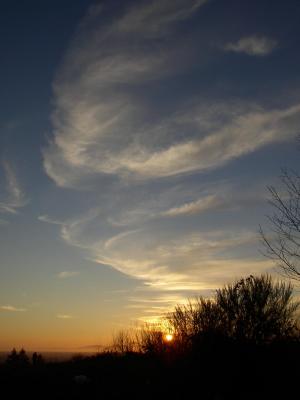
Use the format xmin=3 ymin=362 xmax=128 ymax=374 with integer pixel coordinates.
xmin=164 ymin=334 xmax=173 ymax=342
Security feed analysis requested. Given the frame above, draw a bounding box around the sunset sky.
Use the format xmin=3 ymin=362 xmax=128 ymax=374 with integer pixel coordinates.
xmin=0 ymin=0 xmax=300 ymax=351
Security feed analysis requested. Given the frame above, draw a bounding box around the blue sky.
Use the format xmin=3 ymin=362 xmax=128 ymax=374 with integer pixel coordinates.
xmin=0 ymin=0 xmax=300 ymax=351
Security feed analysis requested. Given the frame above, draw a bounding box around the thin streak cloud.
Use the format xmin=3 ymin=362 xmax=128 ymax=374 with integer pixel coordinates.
xmin=1 ymin=305 xmax=27 ymax=312
xmin=57 ymin=314 xmax=74 ymax=319
xmin=161 ymin=194 xmax=224 ymax=217
xmin=38 ymin=215 xmax=64 ymax=225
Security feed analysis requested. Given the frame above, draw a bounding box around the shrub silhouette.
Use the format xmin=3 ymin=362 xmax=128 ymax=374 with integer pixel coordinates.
xmin=136 ymin=324 xmax=166 ymax=354
xmin=216 ymin=274 xmax=298 ymax=343
xmin=168 ymin=275 xmax=299 ymax=350
xmin=112 ymin=323 xmax=168 ymax=355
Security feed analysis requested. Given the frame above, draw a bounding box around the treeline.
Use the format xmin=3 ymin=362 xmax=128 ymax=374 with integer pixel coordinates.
xmin=113 ymin=274 xmax=300 ymax=355
xmin=1 ymin=274 xmax=300 ymax=399
xmin=5 ymin=348 xmax=44 ymax=367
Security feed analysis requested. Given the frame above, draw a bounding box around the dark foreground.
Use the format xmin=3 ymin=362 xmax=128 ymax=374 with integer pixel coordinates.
xmin=1 ymin=342 xmax=299 ymax=400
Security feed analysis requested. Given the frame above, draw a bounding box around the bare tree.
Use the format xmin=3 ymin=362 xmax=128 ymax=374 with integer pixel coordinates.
xmin=260 ymin=169 xmax=300 ymax=282
xmin=112 ymin=329 xmax=136 ymax=353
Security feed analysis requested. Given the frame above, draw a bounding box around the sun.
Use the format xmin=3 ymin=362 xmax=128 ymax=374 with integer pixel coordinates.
xmin=164 ymin=334 xmax=173 ymax=342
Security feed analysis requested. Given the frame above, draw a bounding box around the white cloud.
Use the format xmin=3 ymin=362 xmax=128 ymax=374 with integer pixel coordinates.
xmin=57 ymin=271 xmax=80 ymax=279
xmin=1 ymin=305 xmax=26 ymax=312
xmin=224 ymin=35 xmax=277 ymax=56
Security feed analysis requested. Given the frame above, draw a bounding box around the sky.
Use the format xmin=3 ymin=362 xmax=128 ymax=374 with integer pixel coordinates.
xmin=0 ymin=0 xmax=300 ymax=351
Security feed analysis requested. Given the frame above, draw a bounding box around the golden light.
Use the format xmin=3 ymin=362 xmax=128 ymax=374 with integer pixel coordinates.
xmin=164 ymin=334 xmax=173 ymax=342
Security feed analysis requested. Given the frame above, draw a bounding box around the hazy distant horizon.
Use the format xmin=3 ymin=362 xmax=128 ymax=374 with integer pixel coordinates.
xmin=1 ymin=0 xmax=300 ymax=350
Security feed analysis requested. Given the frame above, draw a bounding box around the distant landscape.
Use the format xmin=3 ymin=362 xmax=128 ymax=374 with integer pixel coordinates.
xmin=0 ymin=351 xmax=96 ymax=363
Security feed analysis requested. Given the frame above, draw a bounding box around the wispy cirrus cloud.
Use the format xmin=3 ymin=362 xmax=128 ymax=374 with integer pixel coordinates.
xmin=43 ymin=3 xmax=297 ymax=187
xmin=1 ymin=305 xmax=26 ymax=312
xmin=43 ymin=0 xmax=211 ymax=187
xmin=224 ymin=35 xmax=277 ymax=56
xmin=57 ymin=209 xmax=270 ymax=291
xmin=42 ymin=0 xmax=297 ymax=318
xmin=0 ymin=160 xmax=28 ymax=214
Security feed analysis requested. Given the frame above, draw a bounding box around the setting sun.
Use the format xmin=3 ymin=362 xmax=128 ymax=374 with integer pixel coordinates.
xmin=164 ymin=334 xmax=174 ymax=342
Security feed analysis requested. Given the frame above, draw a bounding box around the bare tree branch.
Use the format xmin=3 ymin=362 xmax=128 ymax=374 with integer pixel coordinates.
xmin=260 ymin=169 xmax=300 ymax=282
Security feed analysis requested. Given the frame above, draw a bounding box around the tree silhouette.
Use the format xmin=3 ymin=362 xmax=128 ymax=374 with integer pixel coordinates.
xmin=32 ymin=352 xmax=44 ymax=367
xmin=168 ymin=275 xmax=299 ymax=348
xmin=168 ymin=297 xmax=224 ymax=352
xmin=5 ymin=348 xmax=18 ymax=365
xmin=6 ymin=348 xmax=30 ymax=368
xmin=215 ymin=275 xmax=299 ymax=343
